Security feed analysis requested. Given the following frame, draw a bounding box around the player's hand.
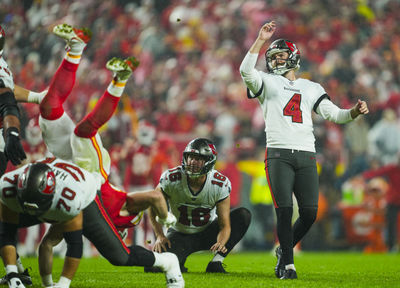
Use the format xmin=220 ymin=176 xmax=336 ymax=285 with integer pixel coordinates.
xmin=210 ymin=242 xmax=227 ymax=254
xmin=351 ymin=99 xmax=369 ymax=118
xmin=153 ymin=235 xmax=171 ymax=253
xmin=4 ymin=127 xmax=27 ymax=165
xmin=258 ymin=21 xmax=276 ymax=41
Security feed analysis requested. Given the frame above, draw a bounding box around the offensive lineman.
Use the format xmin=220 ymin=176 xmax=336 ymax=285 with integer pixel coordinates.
xmin=0 ymin=25 xmax=26 ymax=173
xmin=239 ymin=21 xmax=369 ymax=279
xmin=0 ymin=24 xmax=183 ymax=288
xmin=145 ymin=138 xmax=251 ymax=273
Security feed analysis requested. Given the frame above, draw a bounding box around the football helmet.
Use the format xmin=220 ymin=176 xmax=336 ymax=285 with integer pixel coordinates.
xmin=265 ymin=39 xmax=300 ymax=75
xmin=17 ymin=163 xmax=56 ymax=216
xmin=0 ymin=25 xmax=5 ymax=57
xmin=182 ymin=138 xmax=217 ymax=177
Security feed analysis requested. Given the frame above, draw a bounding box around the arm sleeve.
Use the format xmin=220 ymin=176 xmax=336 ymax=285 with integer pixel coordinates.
xmin=316 ymin=98 xmax=353 ymax=124
xmin=239 ymin=52 xmax=264 ymax=98
xmin=0 ymin=91 xmax=20 ymax=118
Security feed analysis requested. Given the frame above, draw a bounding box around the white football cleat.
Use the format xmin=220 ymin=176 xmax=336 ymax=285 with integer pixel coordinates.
xmin=6 ymin=274 xmax=25 ymax=288
xmin=153 ymin=252 xmax=184 ymax=288
xmin=156 ymin=212 xmax=177 ymax=228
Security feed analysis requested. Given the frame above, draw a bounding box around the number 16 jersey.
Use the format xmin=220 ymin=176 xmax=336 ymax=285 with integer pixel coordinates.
xmin=160 ymin=166 xmax=231 ymax=234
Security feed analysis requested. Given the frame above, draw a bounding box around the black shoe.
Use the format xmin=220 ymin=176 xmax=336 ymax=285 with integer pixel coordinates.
xmin=280 ymin=269 xmax=298 ymax=280
xmin=206 ymin=261 xmax=227 ymax=273
xmin=19 ymin=269 xmax=32 ymax=285
xmin=274 ymin=246 xmax=284 ymax=278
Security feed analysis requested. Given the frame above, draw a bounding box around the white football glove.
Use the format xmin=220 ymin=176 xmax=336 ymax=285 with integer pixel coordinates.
xmin=156 ymin=212 xmax=177 ymax=228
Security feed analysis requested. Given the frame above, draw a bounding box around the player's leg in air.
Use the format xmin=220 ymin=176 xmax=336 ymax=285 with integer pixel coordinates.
xmin=38 ymin=23 xmax=91 ymax=161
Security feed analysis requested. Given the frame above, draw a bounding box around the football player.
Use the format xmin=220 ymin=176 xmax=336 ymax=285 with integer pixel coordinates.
xmin=5 ymin=24 xmax=183 ymax=288
xmin=13 ymin=23 xmax=176 ymax=233
xmin=145 ymin=138 xmax=252 ymax=273
xmin=0 ymin=159 xmax=183 ymax=288
xmin=239 ymin=21 xmax=369 ymax=279
xmin=0 ymin=24 xmax=26 ymax=174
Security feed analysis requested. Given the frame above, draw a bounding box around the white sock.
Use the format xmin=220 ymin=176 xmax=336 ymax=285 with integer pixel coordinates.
xmin=15 ymin=256 xmax=24 ymax=273
xmin=42 ymin=274 xmax=53 ymax=287
xmin=285 ymin=264 xmax=296 ymax=271
xmin=107 ymin=79 xmax=127 ymax=97
xmin=212 ymin=253 xmax=225 ymax=263
xmin=5 ymin=265 xmax=18 ymax=274
xmin=57 ymin=276 xmax=71 ymax=288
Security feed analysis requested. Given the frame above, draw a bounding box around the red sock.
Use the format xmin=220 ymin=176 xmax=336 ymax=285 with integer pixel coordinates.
xmin=74 ymin=91 xmax=120 ymax=138
xmin=40 ymin=60 xmax=79 ymax=120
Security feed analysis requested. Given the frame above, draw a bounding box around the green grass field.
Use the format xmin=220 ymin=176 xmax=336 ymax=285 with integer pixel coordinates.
xmin=18 ymin=251 xmax=400 ymax=287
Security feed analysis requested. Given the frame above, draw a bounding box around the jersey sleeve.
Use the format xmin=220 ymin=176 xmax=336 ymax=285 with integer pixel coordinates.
xmin=159 ymin=169 xmax=172 ymax=197
xmin=0 ymin=166 xmax=25 ymax=213
xmin=239 ymin=52 xmax=264 ymax=98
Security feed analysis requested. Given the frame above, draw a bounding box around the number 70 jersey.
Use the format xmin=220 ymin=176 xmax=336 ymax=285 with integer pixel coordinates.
xmin=0 ymin=158 xmax=102 ymax=223
xmin=159 ymin=166 xmax=231 ymax=234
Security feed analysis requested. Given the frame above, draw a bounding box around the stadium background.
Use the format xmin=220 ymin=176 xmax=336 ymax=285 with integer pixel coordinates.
xmin=2 ymin=0 xmax=400 ymax=255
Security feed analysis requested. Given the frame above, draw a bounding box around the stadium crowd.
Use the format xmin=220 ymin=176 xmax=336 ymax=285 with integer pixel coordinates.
xmin=1 ymin=0 xmax=400 ymax=252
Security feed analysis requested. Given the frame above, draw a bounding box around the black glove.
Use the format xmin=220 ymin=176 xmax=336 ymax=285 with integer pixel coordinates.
xmin=4 ymin=127 xmax=27 ymax=165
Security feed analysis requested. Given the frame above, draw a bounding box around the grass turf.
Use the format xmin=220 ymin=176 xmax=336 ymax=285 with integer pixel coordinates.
xmin=16 ymin=251 xmax=400 ymax=287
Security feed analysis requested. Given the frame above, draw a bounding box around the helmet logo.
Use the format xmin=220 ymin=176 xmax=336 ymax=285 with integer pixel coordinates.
xmin=41 ymin=171 xmax=56 ymax=195
xmin=285 ymin=41 xmax=299 ymax=54
xmin=208 ymin=144 xmax=217 ymax=156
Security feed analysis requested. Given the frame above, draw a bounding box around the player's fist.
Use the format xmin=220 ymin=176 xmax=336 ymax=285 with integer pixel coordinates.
xmin=4 ymin=127 xmax=27 ymax=165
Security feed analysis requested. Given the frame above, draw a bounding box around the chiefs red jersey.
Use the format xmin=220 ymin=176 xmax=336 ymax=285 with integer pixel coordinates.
xmin=100 ymin=180 xmax=143 ymax=229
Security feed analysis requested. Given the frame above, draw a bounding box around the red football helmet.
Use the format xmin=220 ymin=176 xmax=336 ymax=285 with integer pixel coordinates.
xmin=0 ymin=25 xmax=5 ymax=56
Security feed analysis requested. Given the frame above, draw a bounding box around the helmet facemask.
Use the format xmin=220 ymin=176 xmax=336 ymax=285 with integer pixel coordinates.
xmin=182 ymin=138 xmax=217 ymax=178
xmin=265 ymin=39 xmax=300 ymax=75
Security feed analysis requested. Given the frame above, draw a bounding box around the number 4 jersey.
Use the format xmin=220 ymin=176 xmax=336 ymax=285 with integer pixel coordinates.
xmin=0 ymin=157 xmax=102 ymax=223
xmin=159 ymin=166 xmax=231 ymax=234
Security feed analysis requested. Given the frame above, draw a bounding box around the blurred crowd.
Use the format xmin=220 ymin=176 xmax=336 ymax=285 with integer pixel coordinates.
xmin=2 ymin=0 xmax=400 ymax=253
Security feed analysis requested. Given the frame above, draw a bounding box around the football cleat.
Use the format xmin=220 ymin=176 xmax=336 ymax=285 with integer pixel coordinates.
xmin=0 ymin=269 xmax=32 ymax=286
xmin=53 ymin=23 xmax=92 ymax=46
xmin=205 ymin=261 xmax=227 ymax=273
xmin=144 ymin=264 xmax=188 ymax=274
xmin=280 ymin=269 xmax=298 ymax=280
xmin=106 ymin=57 xmax=139 ymax=82
xmin=274 ymin=246 xmax=284 ymax=278
xmin=4 ymin=272 xmax=26 ymax=288
xmin=153 ymin=252 xmax=184 ymax=288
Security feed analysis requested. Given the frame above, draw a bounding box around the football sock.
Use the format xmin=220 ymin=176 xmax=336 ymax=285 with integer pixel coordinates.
xmin=74 ymin=90 xmax=120 ymax=138
xmin=275 ymin=207 xmax=294 ymax=266
xmin=211 ymin=253 xmax=225 ymax=263
xmin=16 ymin=255 xmax=24 ymax=273
xmin=42 ymin=274 xmax=53 ymax=287
xmin=107 ymin=77 xmax=128 ymax=97
xmin=5 ymin=265 xmax=17 ymax=274
xmin=292 ymin=207 xmax=317 ymax=246
xmin=40 ymin=59 xmax=78 ymax=120
xmin=65 ymin=42 xmax=86 ymax=64
xmin=57 ymin=276 xmax=71 ymax=288
xmin=285 ymin=264 xmax=296 ymax=271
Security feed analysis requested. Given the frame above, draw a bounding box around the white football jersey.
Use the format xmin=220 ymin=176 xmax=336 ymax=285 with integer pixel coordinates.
xmin=254 ymin=72 xmax=325 ymax=152
xmin=0 ymin=157 xmax=102 ymax=223
xmin=160 ymin=166 xmax=231 ymax=234
xmin=240 ymin=52 xmax=353 ymax=152
xmin=0 ymin=57 xmax=14 ymax=90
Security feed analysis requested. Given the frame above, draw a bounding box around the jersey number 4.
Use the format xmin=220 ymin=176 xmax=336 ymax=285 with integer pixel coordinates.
xmin=283 ymin=93 xmax=303 ymax=123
